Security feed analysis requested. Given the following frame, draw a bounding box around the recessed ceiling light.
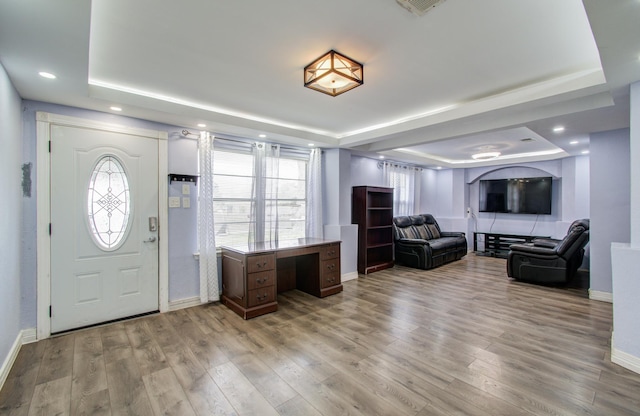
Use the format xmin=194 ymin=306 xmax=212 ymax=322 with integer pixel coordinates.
xmin=471 ymin=152 xmax=501 ymax=160
xmin=582 ymin=150 xmax=590 ymax=155
xmin=259 ymin=134 xmax=266 ymax=138
xmin=197 ymin=123 xmax=206 ymax=128
xmin=570 ymin=140 xmax=579 ymax=145
xmin=553 ymin=126 xmax=565 ymax=133
xmin=110 ymin=106 xmax=122 ymax=112
xmin=308 ymin=143 xmax=315 ymax=147
xmin=379 ymin=155 xmax=385 ymax=159
xmin=38 ymin=71 xmax=56 ymax=79
xmin=436 ymin=166 xmax=442 ymax=170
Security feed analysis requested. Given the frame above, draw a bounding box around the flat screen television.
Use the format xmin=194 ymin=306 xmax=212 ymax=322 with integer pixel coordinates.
xmin=479 ymin=177 xmax=552 ymax=214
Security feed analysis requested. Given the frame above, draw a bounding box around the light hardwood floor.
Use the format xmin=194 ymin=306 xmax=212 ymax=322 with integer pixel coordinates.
xmin=2 ymin=255 xmax=639 ymax=415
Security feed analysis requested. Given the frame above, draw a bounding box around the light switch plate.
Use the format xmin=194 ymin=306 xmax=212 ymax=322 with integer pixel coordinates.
xmin=182 ymin=197 xmax=191 ymax=208
xmin=168 ymin=196 xmax=181 ymax=208
xmin=182 ymin=184 xmax=190 ymax=195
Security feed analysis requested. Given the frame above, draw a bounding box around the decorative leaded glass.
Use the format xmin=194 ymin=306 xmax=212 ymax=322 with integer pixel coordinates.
xmin=87 ymin=156 xmax=131 ymax=250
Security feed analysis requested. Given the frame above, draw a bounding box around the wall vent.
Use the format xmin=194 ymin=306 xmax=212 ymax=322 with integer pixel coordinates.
xmin=395 ymin=0 xmax=448 ymax=16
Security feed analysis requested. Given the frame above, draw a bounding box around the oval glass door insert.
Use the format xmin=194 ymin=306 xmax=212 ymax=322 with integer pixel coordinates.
xmin=87 ymin=155 xmax=131 ymax=250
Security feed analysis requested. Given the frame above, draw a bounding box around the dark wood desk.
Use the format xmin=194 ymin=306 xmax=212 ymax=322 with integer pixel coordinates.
xmin=221 ymin=238 xmax=342 ymax=319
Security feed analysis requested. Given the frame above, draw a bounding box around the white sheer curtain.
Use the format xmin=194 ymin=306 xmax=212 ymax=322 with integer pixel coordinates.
xmin=250 ymin=142 xmax=280 ymax=243
xmin=198 ymin=132 xmax=219 ymax=303
xmin=383 ymin=162 xmax=419 ymax=216
xmin=306 ymin=148 xmax=323 ymax=238
xmin=264 ymin=144 xmax=280 ymax=243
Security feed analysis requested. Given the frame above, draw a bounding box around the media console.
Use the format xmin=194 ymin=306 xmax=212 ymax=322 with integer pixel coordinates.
xmin=221 ymin=238 xmax=342 ymax=319
xmin=473 ymin=232 xmax=548 ymax=259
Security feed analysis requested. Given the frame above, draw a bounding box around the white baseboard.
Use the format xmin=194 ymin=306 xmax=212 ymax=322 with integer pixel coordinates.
xmin=0 ymin=328 xmax=36 ymax=392
xmin=342 ymin=271 xmax=359 ymax=282
xmin=589 ymin=290 xmax=613 ymax=303
xmin=611 ymin=346 xmax=640 ymax=375
xmin=168 ymin=296 xmax=202 ymax=311
xmin=21 ymin=328 xmax=37 ymax=344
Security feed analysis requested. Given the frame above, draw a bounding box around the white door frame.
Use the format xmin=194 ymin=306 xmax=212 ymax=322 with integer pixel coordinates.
xmin=36 ymin=112 xmax=169 ymax=339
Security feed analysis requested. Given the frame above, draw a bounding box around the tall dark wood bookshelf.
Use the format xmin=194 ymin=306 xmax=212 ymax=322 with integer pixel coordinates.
xmin=352 ymin=186 xmax=394 ymax=274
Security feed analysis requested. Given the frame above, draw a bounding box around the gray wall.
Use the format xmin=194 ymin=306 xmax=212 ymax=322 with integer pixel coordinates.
xmin=0 ymin=63 xmax=23 ymax=372
xmin=19 ymin=101 xmax=201 ymax=328
xmin=349 ymin=155 xmax=591 ymax=241
xmin=350 ymin=155 xmax=384 ymax=188
xmin=632 ymin=82 xmax=640 ymax=247
xmin=167 ymin=137 xmax=199 ymax=301
xmin=419 ymin=169 xmax=438 ymax=215
xmin=348 ymin=155 xmax=592 ymax=263
xmin=590 ymin=128 xmax=630 ymax=293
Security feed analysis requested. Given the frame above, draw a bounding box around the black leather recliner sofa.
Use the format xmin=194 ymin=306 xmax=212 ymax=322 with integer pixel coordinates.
xmin=507 ymin=219 xmax=589 ymax=284
xmin=392 ymin=214 xmax=467 ymax=270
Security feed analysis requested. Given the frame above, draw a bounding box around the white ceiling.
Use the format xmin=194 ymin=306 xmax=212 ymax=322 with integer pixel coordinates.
xmin=1 ymin=0 xmax=638 ymax=168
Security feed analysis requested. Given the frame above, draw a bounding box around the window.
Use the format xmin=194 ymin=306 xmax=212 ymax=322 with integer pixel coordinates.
xmin=212 ymin=150 xmax=254 ymax=247
xmin=383 ymin=162 xmax=421 ymax=216
xmin=211 ymin=140 xmax=308 ymax=247
xmin=266 ymin=157 xmax=307 ymax=241
xmin=87 ymin=155 xmax=131 ymax=250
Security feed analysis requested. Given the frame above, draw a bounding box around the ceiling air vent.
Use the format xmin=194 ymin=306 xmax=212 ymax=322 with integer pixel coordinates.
xmin=395 ymin=0 xmax=448 ymax=16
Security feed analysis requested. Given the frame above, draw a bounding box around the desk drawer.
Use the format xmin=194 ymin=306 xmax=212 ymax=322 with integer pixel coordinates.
xmin=247 ymin=270 xmax=275 ymax=290
xmin=321 ymin=258 xmax=340 ymax=276
xmin=247 ymin=286 xmax=276 ymax=308
xmin=321 ymin=272 xmax=340 ymax=288
xmin=320 ymin=244 xmax=340 ymax=260
xmin=247 ymin=254 xmax=276 ymax=273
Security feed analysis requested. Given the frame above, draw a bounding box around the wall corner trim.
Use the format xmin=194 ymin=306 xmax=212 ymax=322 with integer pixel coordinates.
xmin=168 ymin=296 xmax=202 ymax=312
xmin=0 ymin=329 xmax=36 ymax=392
xmin=611 ymin=345 xmax=640 ymax=375
xmin=589 ymin=290 xmax=613 ymax=303
xmin=341 ymin=271 xmax=359 ymax=282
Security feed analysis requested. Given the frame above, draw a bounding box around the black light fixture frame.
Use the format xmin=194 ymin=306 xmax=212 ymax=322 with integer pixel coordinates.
xmin=304 ymin=50 xmax=364 ymax=97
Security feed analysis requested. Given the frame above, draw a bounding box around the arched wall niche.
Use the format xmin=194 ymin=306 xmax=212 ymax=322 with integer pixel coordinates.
xmin=467 ymin=162 xmax=562 ymax=232
xmin=467 ymin=164 xmax=560 ymax=184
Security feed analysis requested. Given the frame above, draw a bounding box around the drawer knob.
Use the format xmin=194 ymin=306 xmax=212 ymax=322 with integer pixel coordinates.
xmin=256 ymin=277 xmax=267 ymax=284
xmin=256 ymin=292 xmax=268 ymax=301
xmin=256 ymin=261 xmax=268 ymax=268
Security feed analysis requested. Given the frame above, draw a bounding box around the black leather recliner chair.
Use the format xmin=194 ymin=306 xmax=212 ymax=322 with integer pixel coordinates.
xmin=507 ymin=219 xmax=589 ymax=284
xmin=392 ymin=214 xmax=467 ymax=270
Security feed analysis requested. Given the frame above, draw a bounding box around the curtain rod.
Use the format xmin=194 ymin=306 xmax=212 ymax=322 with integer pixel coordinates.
xmin=378 ymin=160 xmax=423 ymax=171
xmin=212 ymin=134 xmax=312 ymax=153
xmin=177 ymin=130 xmax=312 ymax=154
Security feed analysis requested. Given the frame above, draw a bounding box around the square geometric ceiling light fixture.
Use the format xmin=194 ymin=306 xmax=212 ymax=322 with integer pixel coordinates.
xmin=304 ymin=50 xmax=363 ymax=97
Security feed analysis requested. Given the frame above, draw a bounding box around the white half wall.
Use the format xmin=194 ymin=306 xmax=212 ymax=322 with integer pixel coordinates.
xmin=611 ymin=243 xmax=640 ymax=373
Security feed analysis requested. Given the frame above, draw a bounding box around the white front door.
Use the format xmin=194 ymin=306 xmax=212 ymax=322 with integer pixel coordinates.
xmin=50 ymin=124 xmax=159 ymax=333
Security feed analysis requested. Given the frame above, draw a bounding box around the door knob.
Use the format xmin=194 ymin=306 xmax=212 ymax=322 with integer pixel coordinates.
xmin=143 ymin=236 xmax=157 ymax=243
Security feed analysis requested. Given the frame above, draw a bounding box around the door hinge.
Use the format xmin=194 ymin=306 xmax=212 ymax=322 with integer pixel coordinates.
xmin=49 ymin=223 xmax=52 ymax=235
xmin=48 ymin=141 xmax=51 ymax=153
xmin=49 ymin=305 xmax=52 ymax=317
